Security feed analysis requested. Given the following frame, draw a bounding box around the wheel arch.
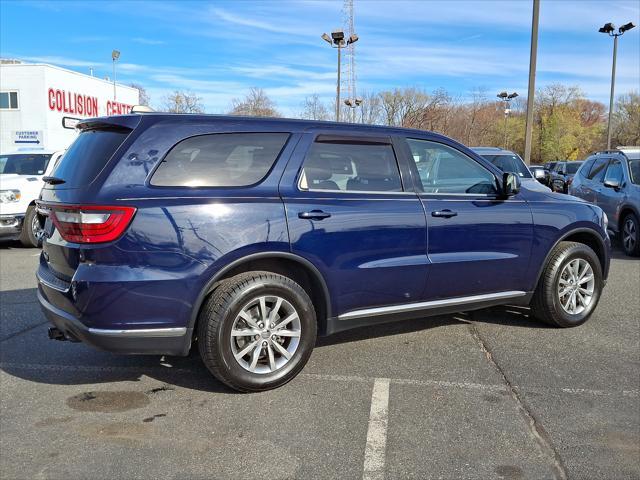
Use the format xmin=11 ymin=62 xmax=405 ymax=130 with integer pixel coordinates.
xmin=534 ymin=227 xmax=609 ymax=288
xmin=188 ymin=252 xmax=332 ymax=342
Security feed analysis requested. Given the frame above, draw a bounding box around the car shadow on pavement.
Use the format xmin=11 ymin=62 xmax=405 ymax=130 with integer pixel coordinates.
xmin=1 ymin=287 xmax=553 ymax=394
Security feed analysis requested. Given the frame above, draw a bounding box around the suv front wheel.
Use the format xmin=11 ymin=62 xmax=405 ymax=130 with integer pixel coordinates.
xmin=530 ymin=241 xmax=603 ymax=327
xmin=198 ymin=271 xmax=317 ymax=392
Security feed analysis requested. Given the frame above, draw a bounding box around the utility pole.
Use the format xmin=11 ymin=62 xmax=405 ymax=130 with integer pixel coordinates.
xmin=599 ymin=21 xmax=635 ymax=149
xmin=322 ymin=30 xmax=359 ymax=122
xmin=497 ymin=92 xmax=518 ymax=150
xmin=111 ymin=50 xmax=120 ymax=101
xmin=523 ymin=0 xmax=539 ymax=165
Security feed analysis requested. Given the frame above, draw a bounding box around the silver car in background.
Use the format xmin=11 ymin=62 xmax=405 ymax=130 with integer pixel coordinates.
xmin=569 ymin=147 xmax=640 ymax=256
xmin=471 ymin=147 xmax=550 ymax=192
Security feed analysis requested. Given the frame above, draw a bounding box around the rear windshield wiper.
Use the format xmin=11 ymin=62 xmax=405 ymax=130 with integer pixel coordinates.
xmin=42 ymin=176 xmax=66 ymax=185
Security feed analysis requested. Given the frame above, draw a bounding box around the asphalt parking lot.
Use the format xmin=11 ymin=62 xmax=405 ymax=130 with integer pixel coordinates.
xmin=0 ymin=242 xmax=638 ymax=480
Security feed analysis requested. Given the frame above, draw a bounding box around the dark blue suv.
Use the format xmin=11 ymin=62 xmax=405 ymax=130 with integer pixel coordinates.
xmin=37 ymin=114 xmax=610 ymax=391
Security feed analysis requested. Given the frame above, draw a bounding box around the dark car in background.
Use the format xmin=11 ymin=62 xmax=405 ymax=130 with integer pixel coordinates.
xmin=36 ymin=114 xmax=610 ymax=391
xmin=549 ymin=161 xmax=584 ymax=193
xmin=569 ymin=147 xmax=640 ymax=256
xmin=543 ymin=161 xmax=558 ymax=186
xmin=471 ymin=147 xmax=549 ymax=192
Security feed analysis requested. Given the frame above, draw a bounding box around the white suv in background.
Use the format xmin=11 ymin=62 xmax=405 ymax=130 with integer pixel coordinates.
xmin=0 ymin=149 xmax=64 ymax=247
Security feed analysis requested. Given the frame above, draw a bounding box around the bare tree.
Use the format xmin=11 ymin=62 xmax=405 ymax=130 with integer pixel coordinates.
xmin=129 ymin=83 xmax=150 ymax=106
xmin=357 ymin=90 xmax=382 ymax=125
xmin=230 ymin=88 xmax=280 ymax=117
xmin=162 ymin=90 xmax=205 ymax=113
xmin=300 ymin=94 xmax=330 ymax=121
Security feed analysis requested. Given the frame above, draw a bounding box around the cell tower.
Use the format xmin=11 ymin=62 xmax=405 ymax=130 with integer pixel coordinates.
xmin=342 ymin=0 xmax=361 ymax=122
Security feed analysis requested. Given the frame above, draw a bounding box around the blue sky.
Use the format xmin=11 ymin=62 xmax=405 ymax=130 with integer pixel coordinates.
xmin=1 ymin=0 xmax=639 ymax=115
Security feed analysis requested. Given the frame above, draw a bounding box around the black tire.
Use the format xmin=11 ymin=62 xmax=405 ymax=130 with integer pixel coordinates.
xmin=530 ymin=241 xmax=603 ymax=328
xmin=19 ymin=206 xmax=41 ymax=248
xmin=621 ymin=212 xmax=640 ymax=257
xmin=197 ymin=271 xmax=317 ymax=392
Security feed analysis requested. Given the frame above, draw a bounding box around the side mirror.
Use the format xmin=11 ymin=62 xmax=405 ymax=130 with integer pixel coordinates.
xmin=502 ymin=172 xmax=521 ymax=196
xmin=603 ymin=179 xmax=620 ymax=190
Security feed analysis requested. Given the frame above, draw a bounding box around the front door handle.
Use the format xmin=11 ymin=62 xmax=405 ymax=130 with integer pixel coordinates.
xmin=431 ymin=209 xmax=458 ymax=218
xmin=298 ymin=210 xmax=331 ymax=220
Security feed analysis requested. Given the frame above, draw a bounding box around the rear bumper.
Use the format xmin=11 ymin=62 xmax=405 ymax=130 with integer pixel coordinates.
xmin=0 ymin=214 xmax=24 ymax=238
xmin=37 ymin=288 xmax=191 ymax=356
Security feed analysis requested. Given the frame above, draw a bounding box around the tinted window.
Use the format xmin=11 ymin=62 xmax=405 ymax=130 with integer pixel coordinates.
xmin=480 ymin=154 xmax=531 ymax=178
xmin=587 ymin=157 xmax=609 ymax=181
xmin=579 ymin=157 xmax=595 ymax=178
xmin=0 ymin=154 xmax=51 ymax=175
xmin=408 ymin=139 xmax=497 ymax=194
xmin=603 ymin=159 xmax=623 ymax=184
xmin=299 ymin=141 xmax=402 ymax=192
xmin=51 ymin=129 xmax=129 ymax=188
xmin=152 ymin=133 xmax=289 ymax=187
xmin=566 ymin=162 xmax=582 ymax=174
xmin=630 ymin=159 xmax=640 ymax=185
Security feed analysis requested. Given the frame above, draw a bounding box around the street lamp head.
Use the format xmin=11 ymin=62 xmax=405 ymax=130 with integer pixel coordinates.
xmin=344 ymin=99 xmax=353 ymax=107
xmin=619 ymin=22 xmax=636 ymax=33
xmin=347 ymin=34 xmax=359 ymax=45
xmin=321 ymin=33 xmax=332 ymax=44
xmin=598 ymin=23 xmax=615 ymax=34
xmin=508 ymin=92 xmax=519 ymax=99
xmin=355 ymin=98 xmax=363 ymax=106
xmin=111 ymin=50 xmax=121 ymax=61
xmin=331 ymin=30 xmax=345 ymax=45
xmin=497 ymin=91 xmax=508 ymax=99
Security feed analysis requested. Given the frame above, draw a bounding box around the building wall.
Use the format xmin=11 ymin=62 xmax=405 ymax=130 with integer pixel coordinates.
xmin=1 ymin=64 xmax=139 ymax=152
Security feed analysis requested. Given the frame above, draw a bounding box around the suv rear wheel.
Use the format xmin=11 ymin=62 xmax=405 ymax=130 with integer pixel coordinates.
xmin=530 ymin=241 xmax=603 ymax=327
xmin=197 ymin=271 xmax=317 ymax=392
xmin=622 ymin=212 xmax=639 ymax=256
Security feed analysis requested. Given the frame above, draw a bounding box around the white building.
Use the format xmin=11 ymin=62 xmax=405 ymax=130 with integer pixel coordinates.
xmin=0 ymin=62 xmax=139 ymax=152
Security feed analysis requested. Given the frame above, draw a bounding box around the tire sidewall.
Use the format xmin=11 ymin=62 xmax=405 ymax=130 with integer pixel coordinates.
xmin=549 ymin=246 xmax=603 ymax=326
xmin=20 ymin=206 xmax=41 ymax=248
xmin=211 ymin=278 xmax=316 ymax=390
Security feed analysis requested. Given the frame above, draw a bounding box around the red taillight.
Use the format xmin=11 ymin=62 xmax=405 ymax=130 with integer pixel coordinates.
xmin=48 ymin=204 xmax=136 ymax=244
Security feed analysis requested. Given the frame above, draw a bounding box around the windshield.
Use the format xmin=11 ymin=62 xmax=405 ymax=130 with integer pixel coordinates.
xmin=0 ymin=154 xmax=51 ymax=175
xmin=480 ymin=154 xmax=532 ymax=178
xmin=566 ymin=162 xmax=582 ymax=174
xmin=629 ymin=159 xmax=640 ymax=185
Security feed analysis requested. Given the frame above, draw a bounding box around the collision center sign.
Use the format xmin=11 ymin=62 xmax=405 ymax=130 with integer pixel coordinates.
xmin=47 ymin=88 xmax=133 ymax=117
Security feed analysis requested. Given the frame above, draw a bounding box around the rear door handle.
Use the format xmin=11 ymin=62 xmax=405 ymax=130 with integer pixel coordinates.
xmin=298 ymin=210 xmax=331 ymax=220
xmin=431 ymin=209 xmax=458 ymax=218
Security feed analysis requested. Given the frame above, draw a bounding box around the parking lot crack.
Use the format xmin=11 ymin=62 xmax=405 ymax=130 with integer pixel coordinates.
xmin=467 ymin=322 xmax=568 ymax=480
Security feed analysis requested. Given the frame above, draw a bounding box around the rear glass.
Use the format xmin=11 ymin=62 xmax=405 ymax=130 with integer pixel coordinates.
xmin=151 ymin=133 xmax=289 ymax=187
xmin=50 ymin=129 xmax=129 ymax=188
xmin=0 ymin=154 xmax=51 ymax=175
xmin=480 ymin=154 xmax=532 ymax=178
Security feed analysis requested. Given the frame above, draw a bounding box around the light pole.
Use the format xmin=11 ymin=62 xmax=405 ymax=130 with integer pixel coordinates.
xmin=111 ymin=49 xmax=120 ymax=101
xmin=599 ymin=22 xmax=635 ymax=150
xmin=322 ymin=31 xmax=358 ymax=122
xmin=344 ymin=97 xmax=363 ymax=123
xmin=497 ymin=91 xmax=518 ymax=149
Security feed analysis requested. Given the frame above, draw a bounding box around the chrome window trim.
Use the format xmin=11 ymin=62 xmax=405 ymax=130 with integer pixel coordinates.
xmin=338 ymin=291 xmax=527 ymax=321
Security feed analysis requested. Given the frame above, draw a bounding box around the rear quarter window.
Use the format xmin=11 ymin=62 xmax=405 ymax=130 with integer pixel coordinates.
xmin=50 ymin=129 xmax=130 ymax=188
xmin=150 ymin=133 xmax=289 ymax=187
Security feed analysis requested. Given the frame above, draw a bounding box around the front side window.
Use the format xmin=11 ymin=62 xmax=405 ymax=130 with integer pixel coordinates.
xmin=588 ymin=157 xmax=609 ymax=182
xmin=299 ymin=140 xmax=402 ymax=192
xmin=0 ymin=154 xmax=51 ymax=175
xmin=566 ymin=162 xmax=582 ymax=174
xmin=579 ymin=157 xmax=595 ymax=178
xmin=407 ymin=139 xmax=497 ymax=194
xmin=0 ymin=91 xmax=18 ymax=109
xmin=151 ymin=133 xmax=289 ymax=187
xmin=603 ymin=159 xmax=623 ymax=184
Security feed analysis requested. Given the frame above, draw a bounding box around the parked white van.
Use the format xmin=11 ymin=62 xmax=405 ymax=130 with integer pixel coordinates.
xmin=0 ymin=148 xmax=64 ymax=246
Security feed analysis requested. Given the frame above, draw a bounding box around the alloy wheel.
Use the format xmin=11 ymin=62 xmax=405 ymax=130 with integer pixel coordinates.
xmin=557 ymin=258 xmax=595 ymax=315
xmin=230 ymin=295 xmax=301 ymax=374
xmin=623 ymin=218 xmax=637 ymax=253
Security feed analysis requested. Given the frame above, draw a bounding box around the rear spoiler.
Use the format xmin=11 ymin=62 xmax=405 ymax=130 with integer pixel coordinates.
xmin=76 ymin=115 xmax=142 ymax=132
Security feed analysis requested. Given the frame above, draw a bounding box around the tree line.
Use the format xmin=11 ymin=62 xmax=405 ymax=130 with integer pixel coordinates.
xmin=133 ymin=83 xmax=639 ymax=164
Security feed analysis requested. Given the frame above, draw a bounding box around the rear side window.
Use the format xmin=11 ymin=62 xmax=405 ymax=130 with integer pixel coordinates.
xmin=299 ymin=140 xmax=402 ymax=192
xmin=151 ymin=133 xmax=289 ymax=187
xmin=51 ymin=129 xmax=129 ymax=188
xmin=587 ymin=157 xmax=609 ymax=181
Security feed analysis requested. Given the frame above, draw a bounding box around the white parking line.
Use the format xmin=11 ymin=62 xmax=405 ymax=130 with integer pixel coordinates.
xmin=362 ymin=377 xmax=390 ymax=480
